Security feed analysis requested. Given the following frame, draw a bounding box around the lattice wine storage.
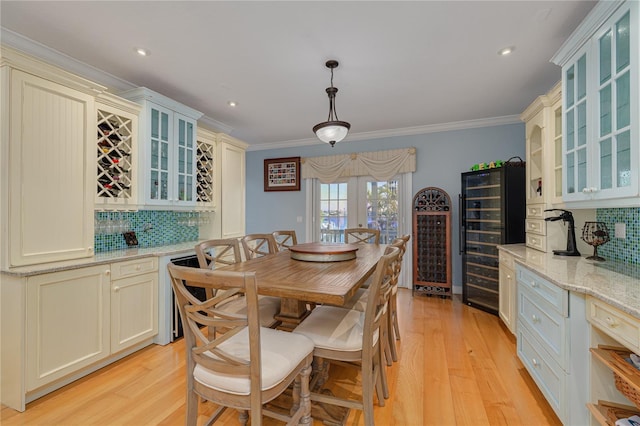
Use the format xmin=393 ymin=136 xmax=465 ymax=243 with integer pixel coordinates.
xmin=97 ymin=109 xmax=133 ymax=199
xmin=196 ymin=140 xmax=214 ymax=203
xmin=413 ymin=187 xmax=452 ymax=297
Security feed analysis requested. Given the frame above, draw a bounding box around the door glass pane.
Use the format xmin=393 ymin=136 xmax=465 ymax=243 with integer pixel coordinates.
xmin=577 ymin=102 xmax=587 ymax=146
xmin=161 ymin=112 xmax=169 ymax=141
xmin=617 ymin=130 xmax=631 ymax=187
xmin=600 ymin=84 xmax=612 ymax=136
xmin=578 ymin=148 xmax=587 ymax=192
xmin=178 ymin=120 xmax=185 ymax=146
xmin=178 ymin=148 xmax=185 ymax=173
xmin=566 ymin=154 xmax=575 ymax=193
xmin=160 ymin=171 xmax=169 ymax=200
xmin=151 ymin=140 xmax=159 ymax=169
xmin=600 ymin=138 xmax=612 ymax=189
xmin=566 ymin=110 xmax=574 ymax=151
xmin=566 ymin=65 xmax=575 ymax=108
xmin=150 ymin=170 xmax=158 ymax=199
xmin=616 ymin=11 xmax=630 ymax=72
xmin=178 ymin=175 xmax=185 ymax=200
xmin=600 ymin=30 xmax=612 ymax=84
xmin=161 ymin=141 xmax=168 ymax=171
xmin=151 ymin=109 xmax=159 ymax=139
xmin=577 ymin=54 xmax=587 ymax=100
xmin=616 ymin=71 xmax=630 ymax=129
xmin=320 ymin=183 xmax=347 ymax=242
xmin=186 ymin=176 xmax=193 ymax=201
xmin=366 ymin=180 xmax=398 ymax=244
xmin=187 ymin=122 xmax=194 ymax=148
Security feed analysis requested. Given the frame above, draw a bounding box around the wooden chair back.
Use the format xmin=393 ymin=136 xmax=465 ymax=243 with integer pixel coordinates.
xmin=167 ymin=264 xmax=263 ymax=420
xmin=241 ymin=234 xmax=278 ymax=259
xmin=272 ymin=230 xmax=298 ymax=251
xmin=195 ymin=238 xmax=242 ymax=269
xmin=344 ymin=228 xmax=380 ymax=244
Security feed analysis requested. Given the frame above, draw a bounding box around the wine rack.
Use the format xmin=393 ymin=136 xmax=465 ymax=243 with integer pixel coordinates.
xmin=196 ymin=139 xmax=214 ymax=203
xmin=412 ymin=187 xmax=452 ymax=297
xmin=97 ymin=109 xmax=133 ymax=199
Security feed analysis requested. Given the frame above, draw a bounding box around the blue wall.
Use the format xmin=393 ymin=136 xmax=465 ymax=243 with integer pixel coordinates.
xmin=245 ymin=122 xmax=526 ymax=291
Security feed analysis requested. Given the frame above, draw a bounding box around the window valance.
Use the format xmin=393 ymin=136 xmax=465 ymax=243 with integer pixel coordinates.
xmin=301 ymin=148 xmax=416 ymax=183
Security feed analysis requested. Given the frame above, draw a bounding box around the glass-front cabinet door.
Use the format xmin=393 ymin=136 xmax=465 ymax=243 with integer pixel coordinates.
xmin=175 ymin=113 xmax=196 ymax=203
xmin=149 ymin=105 xmax=171 ymax=203
xmin=594 ymin=7 xmax=636 ymax=199
xmin=564 ymin=50 xmax=589 ymax=201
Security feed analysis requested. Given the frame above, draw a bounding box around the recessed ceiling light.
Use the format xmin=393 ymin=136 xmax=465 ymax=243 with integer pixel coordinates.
xmin=228 ymin=101 xmax=238 ymax=108
xmin=498 ymin=46 xmax=515 ymax=56
xmin=135 ymin=47 xmax=149 ymax=56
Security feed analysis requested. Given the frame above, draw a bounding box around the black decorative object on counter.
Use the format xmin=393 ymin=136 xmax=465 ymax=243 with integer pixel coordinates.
xmin=412 ymin=187 xmax=451 ymax=297
xmin=460 ymin=166 xmax=526 ymax=315
xmin=545 ymin=209 xmax=581 ymax=256
xmin=581 ymin=221 xmax=610 ymax=261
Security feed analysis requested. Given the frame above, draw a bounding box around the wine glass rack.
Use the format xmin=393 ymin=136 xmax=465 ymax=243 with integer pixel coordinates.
xmin=196 ymin=140 xmax=214 ymax=203
xmin=412 ymin=187 xmax=452 ymax=297
xmin=97 ymin=109 xmax=133 ymax=199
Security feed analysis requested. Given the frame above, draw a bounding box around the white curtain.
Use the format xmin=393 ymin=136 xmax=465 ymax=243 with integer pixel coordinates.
xmin=301 ymin=147 xmax=416 ymax=183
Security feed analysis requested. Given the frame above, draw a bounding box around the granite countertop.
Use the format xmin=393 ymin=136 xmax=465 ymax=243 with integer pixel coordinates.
xmin=498 ymin=243 xmax=640 ymax=319
xmin=1 ymin=241 xmax=202 ymax=277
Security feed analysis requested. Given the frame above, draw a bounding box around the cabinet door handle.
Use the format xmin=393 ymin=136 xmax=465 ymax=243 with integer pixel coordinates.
xmin=531 ymin=281 xmax=539 ymax=288
xmin=113 ymin=286 xmax=120 ymax=292
xmin=105 ymin=270 xmax=111 ymax=276
xmin=532 ymin=358 xmax=540 ymax=367
xmin=531 ymin=314 xmax=540 ymax=323
xmin=605 ymin=316 xmax=619 ymax=328
xmin=507 ymin=274 xmax=511 ymax=279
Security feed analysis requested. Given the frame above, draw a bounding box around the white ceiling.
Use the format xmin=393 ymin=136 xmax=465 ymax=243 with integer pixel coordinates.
xmin=1 ymin=1 xmax=597 ymax=150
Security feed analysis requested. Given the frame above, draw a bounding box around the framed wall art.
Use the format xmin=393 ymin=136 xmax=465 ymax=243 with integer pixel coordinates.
xmin=264 ymin=157 xmax=301 ymax=191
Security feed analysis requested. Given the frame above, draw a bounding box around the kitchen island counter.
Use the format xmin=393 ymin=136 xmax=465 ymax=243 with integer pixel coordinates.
xmin=498 ymin=243 xmax=640 ymax=319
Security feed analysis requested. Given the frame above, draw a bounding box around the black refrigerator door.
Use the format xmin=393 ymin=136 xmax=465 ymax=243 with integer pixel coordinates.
xmin=461 ymin=169 xmax=504 ymax=314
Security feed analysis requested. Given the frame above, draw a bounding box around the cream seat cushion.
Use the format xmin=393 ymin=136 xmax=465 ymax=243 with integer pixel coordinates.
xmin=292 ymin=305 xmax=378 ymax=352
xmin=218 ymin=295 xmax=281 ymax=327
xmin=194 ymin=327 xmax=313 ymax=395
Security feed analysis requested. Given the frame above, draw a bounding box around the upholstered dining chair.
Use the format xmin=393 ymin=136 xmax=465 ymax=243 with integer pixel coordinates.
xmin=194 ymin=238 xmax=281 ymax=329
xmin=292 ymin=245 xmax=400 ymax=426
xmin=167 ymin=264 xmax=314 ymax=426
xmin=272 ymin=230 xmax=298 ymax=251
xmin=344 ymin=228 xmax=380 ymax=245
xmin=241 ymin=233 xmax=278 ymax=260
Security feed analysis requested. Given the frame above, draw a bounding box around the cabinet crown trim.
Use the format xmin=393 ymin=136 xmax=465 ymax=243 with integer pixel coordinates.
xmin=551 ymin=0 xmax=626 ymax=66
xmin=119 ymin=87 xmax=203 ymax=120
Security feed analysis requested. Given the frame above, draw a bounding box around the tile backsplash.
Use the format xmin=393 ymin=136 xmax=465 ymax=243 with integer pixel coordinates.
xmin=94 ymin=210 xmax=199 ymax=253
xmin=596 ymin=207 xmax=640 ymax=264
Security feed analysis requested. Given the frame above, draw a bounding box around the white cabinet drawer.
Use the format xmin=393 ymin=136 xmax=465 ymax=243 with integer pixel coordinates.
xmin=517 ymin=324 xmax=564 ymax=419
xmin=517 ymin=265 xmax=568 ymax=317
xmin=498 ymin=251 xmax=515 ymax=270
xmin=527 ymin=204 xmax=545 ymax=219
xmin=526 ymin=233 xmax=546 ymax=251
xmin=587 ymin=296 xmax=640 ymax=354
xmin=519 ymin=286 xmax=566 ymax=364
xmin=525 ymin=218 xmax=546 ymax=236
xmin=110 ymin=257 xmax=158 ymax=280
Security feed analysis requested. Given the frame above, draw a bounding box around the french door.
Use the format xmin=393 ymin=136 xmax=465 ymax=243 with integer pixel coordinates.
xmin=306 ymin=174 xmax=413 ymax=287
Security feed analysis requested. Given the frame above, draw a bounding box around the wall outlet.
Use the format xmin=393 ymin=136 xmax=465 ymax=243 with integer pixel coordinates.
xmin=296 ymin=216 xmax=303 ymax=223
xmin=615 ymin=222 xmax=626 ymax=239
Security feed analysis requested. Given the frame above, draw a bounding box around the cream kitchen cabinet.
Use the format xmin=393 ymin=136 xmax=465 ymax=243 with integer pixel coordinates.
xmin=216 ymin=134 xmax=247 ymax=238
xmin=1 ymin=258 xmax=158 ymax=411
xmin=516 ymin=264 xmax=590 ymax=425
xmin=552 ymin=1 xmax=639 ymax=208
xmin=520 ymin=82 xmax=565 ymax=253
xmin=498 ymin=249 xmax=516 ymax=335
xmin=120 ymin=87 xmax=203 ymax=208
xmin=95 ymin=93 xmax=141 ymax=210
xmin=1 ymin=47 xmax=99 ymax=268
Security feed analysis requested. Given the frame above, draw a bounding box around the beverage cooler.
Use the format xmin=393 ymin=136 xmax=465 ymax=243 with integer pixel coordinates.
xmin=459 ymin=165 xmax=525 ymax=314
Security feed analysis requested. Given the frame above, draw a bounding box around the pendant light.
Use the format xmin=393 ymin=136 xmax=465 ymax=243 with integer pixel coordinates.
xmin=313 ymin=60 xmax=351 ymax=147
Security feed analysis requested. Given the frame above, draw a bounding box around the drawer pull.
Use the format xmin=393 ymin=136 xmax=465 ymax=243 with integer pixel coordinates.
xmin=507 ymin=274 xmax=511 ymax=279
xmin=605 ymin=316 xmax=619 ymax=328
xmin=531 ymin=281 xmax=539 ymax=288
xmin=136 ymin=265 xmax=142 ymax=271
xmin=531 ymin=314 xmax=540 ymax=323
xmin=532 ymin=358 xmax=540 ymax=367
xmin=105 ymin=270 xmax=111 ymax=276
xmin=113 ymin=286 xmax=120 ymax=292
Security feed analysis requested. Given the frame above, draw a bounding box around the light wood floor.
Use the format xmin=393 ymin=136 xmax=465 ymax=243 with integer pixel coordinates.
xmin=1 ymin=289 xmax=561 ymax=426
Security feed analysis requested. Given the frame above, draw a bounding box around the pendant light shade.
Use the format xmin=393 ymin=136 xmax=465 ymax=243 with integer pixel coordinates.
xmin=313 ymin=60 xmax=350 ymax=147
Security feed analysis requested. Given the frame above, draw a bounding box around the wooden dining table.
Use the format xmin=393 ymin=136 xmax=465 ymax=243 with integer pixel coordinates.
xmin=219 ymin=243 xmax=387 ymax=331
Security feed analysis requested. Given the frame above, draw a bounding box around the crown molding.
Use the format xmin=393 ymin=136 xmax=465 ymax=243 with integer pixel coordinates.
xmin=246 ymin=115 xmax=522 ymax=151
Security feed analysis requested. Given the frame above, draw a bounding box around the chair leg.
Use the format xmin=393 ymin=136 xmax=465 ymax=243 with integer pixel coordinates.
xmin=299 ymin=364 xmax=312 ymax=426
xmin=387 ymin=306 xmax=399 ymax=363
xmin=362 ymin=358 xmax=376 ymax=426
xmin=186 ymin=389 xmax=199 ymax=426
xmin=392 ymin=293 xmax=401 ymax=341
xmin=238 ymin=410 xmax=249 ymax=425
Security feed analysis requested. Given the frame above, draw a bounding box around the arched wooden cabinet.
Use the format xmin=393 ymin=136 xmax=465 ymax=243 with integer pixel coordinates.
xmin=412 ymin=187 xmax=452 ymax=297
